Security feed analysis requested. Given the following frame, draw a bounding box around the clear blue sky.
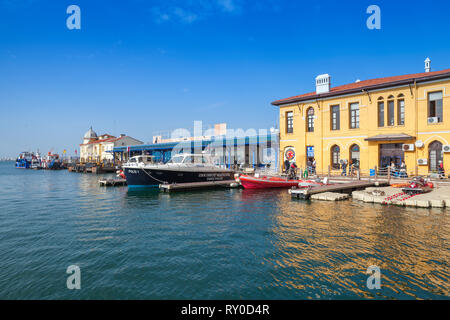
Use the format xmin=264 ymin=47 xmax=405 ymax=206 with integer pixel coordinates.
xmin=1 ymin=0 xmax=450 ymax=157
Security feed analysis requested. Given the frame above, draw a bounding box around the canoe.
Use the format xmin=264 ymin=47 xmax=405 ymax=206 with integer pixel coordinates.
xmin=238 ymin=175 xmax=322 ymax=189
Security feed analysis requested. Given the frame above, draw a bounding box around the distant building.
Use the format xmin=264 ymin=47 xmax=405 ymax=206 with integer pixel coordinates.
xmin=80 ymin=127 xmax=143 ymax=163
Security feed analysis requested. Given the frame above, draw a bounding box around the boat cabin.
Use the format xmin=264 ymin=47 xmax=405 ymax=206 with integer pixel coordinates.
xmin=127 ymin=155 xmax=156 ymax=165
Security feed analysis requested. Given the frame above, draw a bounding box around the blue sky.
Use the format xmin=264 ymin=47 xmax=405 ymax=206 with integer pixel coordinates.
xmin=1 ymin=0 xmax=450 ymax=157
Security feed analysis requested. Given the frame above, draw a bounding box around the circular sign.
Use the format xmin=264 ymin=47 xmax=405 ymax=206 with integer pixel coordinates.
xmin=285 ymin=148 xmax=295 ymax=161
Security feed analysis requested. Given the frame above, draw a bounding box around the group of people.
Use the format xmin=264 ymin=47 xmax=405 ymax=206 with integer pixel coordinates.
xmin=284 ymin=158 xmax=445 ymax=179
xmin=338 ymin=159 xmax=359 ymax=176
xmin=389 ymin=161 xmax=408 ymax=177
xmin=284 ymin=158 xmax=317 ymax=178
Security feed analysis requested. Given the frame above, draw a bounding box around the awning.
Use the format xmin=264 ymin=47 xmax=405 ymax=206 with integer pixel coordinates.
xmin=364 ymin=133 xmax=415 ymax=142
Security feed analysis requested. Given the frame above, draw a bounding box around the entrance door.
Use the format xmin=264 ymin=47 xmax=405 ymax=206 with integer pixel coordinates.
xmin=428 ymin=141 xmax=443 ymax=172
xmin=379 ymin=143 xmax=404 ymax=169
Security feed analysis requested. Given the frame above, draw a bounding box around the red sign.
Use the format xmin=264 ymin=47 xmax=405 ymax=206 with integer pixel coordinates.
xmin=285 ymin=148 xmax=295 ymax=161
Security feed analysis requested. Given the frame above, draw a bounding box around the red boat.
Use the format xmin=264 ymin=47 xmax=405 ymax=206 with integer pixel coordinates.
xmin=238 ymin=174 xmax=323 ymax=189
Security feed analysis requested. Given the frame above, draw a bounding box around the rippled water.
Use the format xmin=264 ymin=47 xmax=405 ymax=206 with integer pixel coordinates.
xmin=0 ymin=161 xmax=448 ymax=299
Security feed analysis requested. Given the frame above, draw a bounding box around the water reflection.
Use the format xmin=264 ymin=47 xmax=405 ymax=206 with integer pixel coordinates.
xmin=0 ymin=160 xmax=448 ymax=299
xmin=267 ymin=193 xmax=450 ymax=298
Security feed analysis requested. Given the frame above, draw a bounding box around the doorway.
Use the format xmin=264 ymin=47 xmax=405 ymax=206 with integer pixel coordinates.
xmin=428 ymin=141 xmax=443 ymax=172
xmin=379 ymin=143 xmax=404 ymax=169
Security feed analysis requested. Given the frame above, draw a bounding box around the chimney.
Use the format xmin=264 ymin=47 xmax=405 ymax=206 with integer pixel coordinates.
xmin=315 ymin=74 xmax=330 ymax=94
xmin=425 ymin=58 xmax=431 ymax=73
xmin=120 ymin=133 xmax=125 ymax=137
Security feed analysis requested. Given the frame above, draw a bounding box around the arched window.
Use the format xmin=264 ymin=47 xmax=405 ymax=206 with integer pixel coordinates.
xmin=387 ymin=95 xmax=395 ymax=126
xmin=429 ymin=140 xmax=443 ymax=172
xmin=397 ymin=94 xmax=405 ymax=125
xmin=350 ymin=144 xmax=360 ymax=168
xmin=331 ymin=145 xmax=340 ymax=170
xmin=377 ymin=97 xmax=384 ymax=127
xmin=307 ymin=107 xmax=315 ymax=132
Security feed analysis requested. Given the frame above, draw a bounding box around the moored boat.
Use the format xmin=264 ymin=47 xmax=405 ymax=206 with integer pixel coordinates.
xmin=42 ymin=152 xmax=62 ymax=170
xmin=238 ymin=174 xmax=323 ymax=189
xmin=123 ymin=154 xmax=235 ymax=188
xmin=15 ymin=152 xmax=33 ymax=169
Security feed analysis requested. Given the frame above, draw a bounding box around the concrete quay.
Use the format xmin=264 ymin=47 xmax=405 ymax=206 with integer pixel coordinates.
xmin=352 ymin=186 xmax=450 ymax=209
xmin=310 ymin=192 xmax=350 ymax=201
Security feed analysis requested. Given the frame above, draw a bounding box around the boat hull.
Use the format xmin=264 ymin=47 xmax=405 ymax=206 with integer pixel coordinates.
xmin=239 ymin=175 xmax=322 ymax=189
xmin=15 ymin=160 xmax=31 ymax=169
xmin=123 ymin=167 xmax=235 ymax=187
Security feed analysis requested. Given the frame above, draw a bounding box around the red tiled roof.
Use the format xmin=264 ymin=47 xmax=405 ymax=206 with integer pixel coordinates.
xmin=272 ymin=69 xmax=450 ymax=106
xmin=80 ymin=135 xmax=127 ymax=146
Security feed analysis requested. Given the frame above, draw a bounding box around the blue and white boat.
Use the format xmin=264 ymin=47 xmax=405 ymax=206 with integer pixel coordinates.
xmin=15 ymin=152 xmax=33 ymax=169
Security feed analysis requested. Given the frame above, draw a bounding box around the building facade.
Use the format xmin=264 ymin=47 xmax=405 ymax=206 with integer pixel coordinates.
xmin=113 ymin=131 xmax=279 ymax=170
xmin=273 ymin=62 xmax=450 ymax=177
xmin=80 ymin=127 xmax=143 ymax=163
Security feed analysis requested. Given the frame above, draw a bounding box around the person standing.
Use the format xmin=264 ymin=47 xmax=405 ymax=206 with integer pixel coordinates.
xmin=312 ymin=158 xmax=316 ymax=175
xmin=438 ymin=160 xmax=444 ymax=177
xmin=284 ymin=159 xmax=290 ymax=174
xmin=341 ymin=160 xmax=347 ymax=176
xmin=400 ymin=160 xmax=407 ymax=177
xmin=390 ymin=161 xmax=396 ymax=176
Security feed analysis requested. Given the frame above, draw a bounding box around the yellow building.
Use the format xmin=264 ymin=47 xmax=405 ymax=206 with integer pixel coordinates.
xmin=79 ymin=127 xmax=143 ymax=163
xmin=272 ymin=62 xmax=450 ymax=177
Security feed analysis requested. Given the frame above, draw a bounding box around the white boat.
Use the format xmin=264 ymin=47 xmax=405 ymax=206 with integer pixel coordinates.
xmin=122 ymin=154 xmax=235 ymax=188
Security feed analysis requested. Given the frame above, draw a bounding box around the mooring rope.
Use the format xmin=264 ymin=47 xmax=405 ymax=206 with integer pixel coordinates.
xmin=140 ymin=167 xmax=168 ymax=184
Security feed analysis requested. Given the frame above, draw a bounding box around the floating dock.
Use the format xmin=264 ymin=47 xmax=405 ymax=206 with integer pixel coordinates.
xmin=159 ymin=180 xmax=239 ymax=192
xmin=290 ymin=180 xmax=389 ymax=199
xmin=353 ymin=186 xmax=450 ymax=209
xmin=99 ymin=178 xmax=127 ymax=186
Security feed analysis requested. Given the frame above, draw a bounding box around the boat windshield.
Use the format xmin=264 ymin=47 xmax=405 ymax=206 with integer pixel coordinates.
xmin=168 ymin=155 xmax=210 ymax=164
xmin=183 ymin=155 xmax=209 ymax=164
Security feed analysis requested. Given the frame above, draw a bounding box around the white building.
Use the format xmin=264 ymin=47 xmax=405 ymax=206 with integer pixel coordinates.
xmin=80 ymin=127 xmax=143 ymax=163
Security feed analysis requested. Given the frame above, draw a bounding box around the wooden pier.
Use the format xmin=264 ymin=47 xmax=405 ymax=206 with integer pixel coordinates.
xmin=99 ymin=178 xmax=127 ymax=186
xmin=290 ymin=180 xmax=389 ymax=199
xmin=159 ymin=180 xmax=239 ymax=192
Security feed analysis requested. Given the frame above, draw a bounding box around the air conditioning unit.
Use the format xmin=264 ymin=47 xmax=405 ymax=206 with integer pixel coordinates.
xmin=443 ymin=145 xmax=450 ymax=153
xmin=402 ymin=144 xmax=415 ymax=151
xmin=417 ymin=158 xmax=428 ymax=165
xmin=428 ymin=117 xmax=439 ymax=124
